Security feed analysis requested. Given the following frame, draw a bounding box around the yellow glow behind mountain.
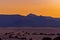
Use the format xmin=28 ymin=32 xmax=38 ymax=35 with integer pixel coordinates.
xmin=0 ymin=0 xmax=60 ymax=18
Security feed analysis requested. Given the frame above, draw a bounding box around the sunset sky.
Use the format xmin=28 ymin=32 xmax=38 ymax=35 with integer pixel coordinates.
xmin=0 ymin=0 xmax=60 ymax=17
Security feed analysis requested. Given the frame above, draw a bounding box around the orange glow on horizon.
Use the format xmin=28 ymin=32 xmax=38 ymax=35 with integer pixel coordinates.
xmin=0 ymin=0 xmax=60 ymax=18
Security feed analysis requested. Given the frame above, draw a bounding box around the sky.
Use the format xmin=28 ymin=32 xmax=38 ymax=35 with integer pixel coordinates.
xmin=0 ymin=0 xmax=60 ymax=17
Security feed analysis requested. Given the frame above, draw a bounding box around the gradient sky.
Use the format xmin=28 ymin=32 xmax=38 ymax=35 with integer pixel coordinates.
xmin=0 ymin=0 xmax=60 ymax=17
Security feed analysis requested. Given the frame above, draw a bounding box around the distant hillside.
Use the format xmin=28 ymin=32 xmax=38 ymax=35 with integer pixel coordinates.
xmin=0 ymin=14 xmax=59 ymax=27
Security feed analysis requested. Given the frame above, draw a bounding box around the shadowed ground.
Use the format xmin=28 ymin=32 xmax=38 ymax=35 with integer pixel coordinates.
xmin=0 ymin=27 xmax=59 ymax=40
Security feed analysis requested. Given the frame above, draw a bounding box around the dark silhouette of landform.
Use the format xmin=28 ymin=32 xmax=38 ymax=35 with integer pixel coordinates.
xmin=0 ymin=13 xmax=60 ymax=27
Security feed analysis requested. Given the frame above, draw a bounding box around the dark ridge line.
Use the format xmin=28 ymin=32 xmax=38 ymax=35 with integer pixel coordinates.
xmin=0 ymin=14 xmax=53 ymax=18
xmin=0 ymin=14 xmax=59 ymax=19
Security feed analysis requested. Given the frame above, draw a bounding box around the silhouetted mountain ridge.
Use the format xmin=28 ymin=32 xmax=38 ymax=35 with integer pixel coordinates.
xmin=0 ymin=14 xmax=59 ymax=27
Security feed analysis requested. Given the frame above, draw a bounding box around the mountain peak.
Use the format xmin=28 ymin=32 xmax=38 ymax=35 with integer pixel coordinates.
xmin=27 ymin=13 xmax=38 ymax=17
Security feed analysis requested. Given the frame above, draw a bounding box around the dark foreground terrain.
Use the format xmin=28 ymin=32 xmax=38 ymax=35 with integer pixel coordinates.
xmin=0 ymin=27 xmax=59 ymax=40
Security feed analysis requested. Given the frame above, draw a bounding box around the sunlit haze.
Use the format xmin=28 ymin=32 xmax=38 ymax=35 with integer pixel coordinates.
xmin=0 ymin=0 xmax=60 ymax=17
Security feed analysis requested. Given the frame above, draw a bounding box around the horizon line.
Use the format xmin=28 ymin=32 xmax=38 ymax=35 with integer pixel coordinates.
xmin=0 ymin=14 xmax=56 ymax=18
xmin=0 ymin=13 xmax=58 ymax=18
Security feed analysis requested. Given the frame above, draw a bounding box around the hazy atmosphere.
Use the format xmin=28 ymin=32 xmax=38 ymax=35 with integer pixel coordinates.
xmin=0 ymin=0 xmax=60 ymax=17
xmin=0 ymin=0 xmax=60 ymax=40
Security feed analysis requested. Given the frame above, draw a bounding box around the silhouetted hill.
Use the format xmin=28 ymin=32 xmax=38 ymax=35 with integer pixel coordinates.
xmin=0 ymin=14 xmax=59 ymax=27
